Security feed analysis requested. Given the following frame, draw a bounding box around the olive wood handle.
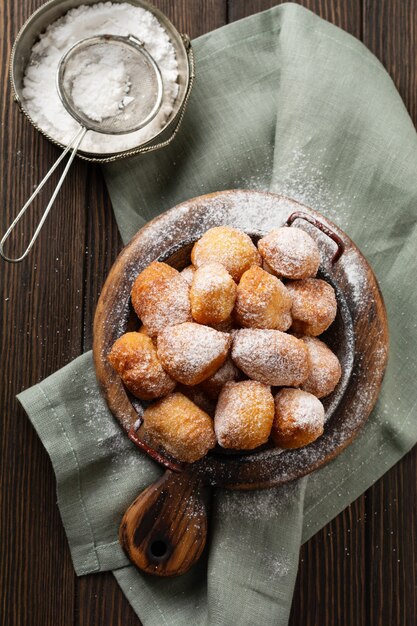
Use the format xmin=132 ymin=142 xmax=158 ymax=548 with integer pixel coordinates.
xmin=119 ymin=469 xmax=207 ymax=576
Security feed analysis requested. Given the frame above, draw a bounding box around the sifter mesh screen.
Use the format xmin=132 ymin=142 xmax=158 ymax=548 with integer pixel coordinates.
xmin=57 ymin=35 xmax=163 ymax=135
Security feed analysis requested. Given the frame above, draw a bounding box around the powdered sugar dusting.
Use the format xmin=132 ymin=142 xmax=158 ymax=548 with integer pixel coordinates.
xmin=192 ymin=263 xmax=234 ymax=295
xmin=157 ymin=322 xmax=231 ymax=385
xmin=190 ymin=262 xmax=237 ymax=324
xmin=214 ymin=381 xmax=274 ymax=450
xmin=136 ymin=272 xmax=192 ymax=337
xmin=286 ymin=278 xmax=337 ymax=336
xmin=191 ymin=225 xmax=261 ymax=282
xmin=301 ymin=336 xmax=342 ymax=398
xmin=339 ymin=249 xmax=369 ymax=305
xmin=275 ymin=388 xmax=325 ymax=431
xmin=80 ymin=361 xmax=142 ymax=466
xmin=180 ymin=265 xmax=196 ymax=286
xmin=258 ymin=227 xmax=320 ymax=279
xmin=214 ymin=482 xmax=300 ymax=520
xmin=231 ymin=329 xmax=310 ymax=386
xmin=270 ymin=145 xmax=354 ymax=232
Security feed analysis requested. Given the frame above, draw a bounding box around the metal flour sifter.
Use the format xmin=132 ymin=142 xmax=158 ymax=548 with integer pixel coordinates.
xmin=2 ymin=0 xmax=194 ymax=263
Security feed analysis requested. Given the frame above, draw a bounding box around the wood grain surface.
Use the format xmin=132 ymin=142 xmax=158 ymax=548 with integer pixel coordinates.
xmin=0 ymin=1 xmax=415 ymax=625
xmin=120 ymin=469 xmax=208 ymax=576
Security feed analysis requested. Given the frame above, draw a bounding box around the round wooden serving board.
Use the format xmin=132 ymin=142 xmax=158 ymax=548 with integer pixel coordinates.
xmin=93 ymin=189 xmax=388 ymax=576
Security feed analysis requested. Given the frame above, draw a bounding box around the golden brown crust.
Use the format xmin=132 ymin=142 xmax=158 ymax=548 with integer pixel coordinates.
xmin=190 ymin=262 xmax=237 ymax=325
xmin=157 ymin=322 xmax=231 ymax=385
xmin=231 ymin=328 xmax=311 ymax=386
xmin=131 ymin=261 xmax=191 ymax=337
xmin=258 ymin=227 xmax=320 ymax=279
xmin=300 ymin=336 xmax=342 ymax=398
xmin=286 ymin=278 xmax=337 ymax=336
xmin=143 ymin=393 xmax=216 ymax=463
xmin=234 ymin=266 xmax=292 ymax=330
xmin=271 ymin=388 xmax=325 ymax=449
xmin=214 ymin=381 xmax=274 ymax=449
xmin=108 ymin=332 xmax=175 ymax=401
xmin=131 ymin=261 xmax=177 ymax=312
xmin=191 ymin=226 xmax=261 ymax=282
xmin=199 ymin=356 xmax=241 ymax=399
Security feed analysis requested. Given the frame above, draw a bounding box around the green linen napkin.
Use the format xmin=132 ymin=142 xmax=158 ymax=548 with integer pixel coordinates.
xmin=18 ymin=3 xmax=417 ymax=625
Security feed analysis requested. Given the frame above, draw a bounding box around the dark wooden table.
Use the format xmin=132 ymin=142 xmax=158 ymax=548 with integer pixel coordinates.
xmin=1 ymin=1 xmax=416 ymax=624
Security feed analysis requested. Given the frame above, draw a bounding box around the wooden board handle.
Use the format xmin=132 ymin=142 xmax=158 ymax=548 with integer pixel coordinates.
xmin=119 ymin=469 xmax=207 ymax=576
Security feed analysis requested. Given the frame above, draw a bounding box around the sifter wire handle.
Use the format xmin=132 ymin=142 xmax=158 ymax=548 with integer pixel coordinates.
xmin=0 ymin=126 xmax=87 ymax=263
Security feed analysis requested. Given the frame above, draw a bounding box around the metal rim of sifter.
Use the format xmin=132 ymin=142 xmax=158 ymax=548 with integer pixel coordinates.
xmin=1 ymin=33 xmax=165 ymax=263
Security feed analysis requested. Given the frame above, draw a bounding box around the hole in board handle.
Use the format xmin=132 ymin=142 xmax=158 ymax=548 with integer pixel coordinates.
xmin=149 ymin=539 xmax=171 ymax=561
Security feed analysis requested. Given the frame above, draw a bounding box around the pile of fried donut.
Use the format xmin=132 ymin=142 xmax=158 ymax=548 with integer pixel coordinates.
xmin=108 ymin=225 xmax=342 ymax=463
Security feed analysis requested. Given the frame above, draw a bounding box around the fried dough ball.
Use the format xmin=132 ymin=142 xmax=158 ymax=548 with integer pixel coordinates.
xmin=286 ymin=278 xmax=337 ymax=336
xmin=108 ymin=332 xmax=175 ymax=401
xmin=131 ymin=261 xmax=191 ymax=337
xmin=131 ymin=261 xmax=177 ymax=310
xmin=258 ymin=227 xmax=320 ymax=279
xmin=234 ymin=266 xmax=292 ymax=330
xmin=214 ymin=381 xmax=274 ymax=449
xmin=181 ymin=265 xmax=196 ymax=286
xmin=231 ymin=329 xmax=310 ymax=386
xmin=300 ymin=337 xmax=342 ymax=398
xmin=157 ymin=322 xmax=231 ymax=386
xmin=143 ymin=393 xmax=216 ymax=463
xmin=191 ymin=226 xmax=261 ymax=282
xmin=200 ymin=356 xmax=241 ymax=399
xmin=190 ymin=262 xmax=237 ymax=325
xmin=271 ymin=388 xmax=325 ymax=448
